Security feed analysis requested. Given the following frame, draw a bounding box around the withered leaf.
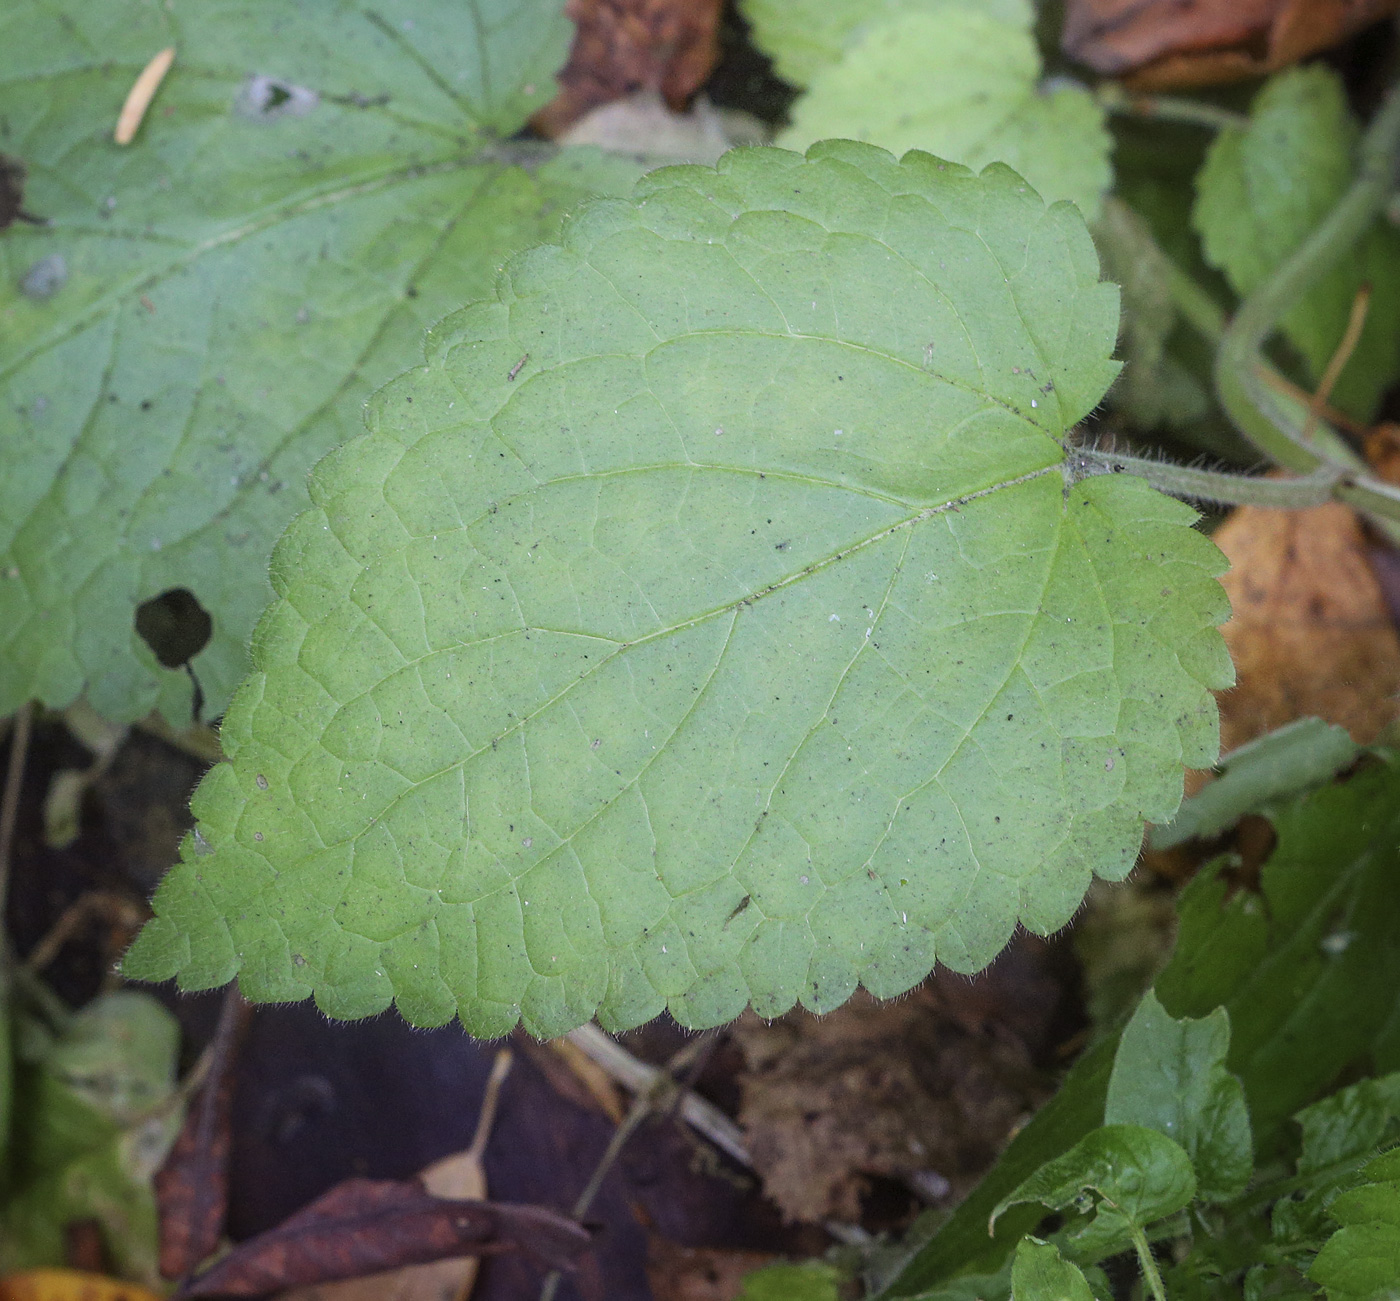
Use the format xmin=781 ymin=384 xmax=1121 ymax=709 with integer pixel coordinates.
xmin=177 ymin=1180 xmax=592 ymax=1298
xmin=1063 ymin=0 xmax=1400 ymax=89
xmin=156 ymin=990 xmax=254 ymax=1279
xmin=533 ymin=0 xmax=723 ymax=137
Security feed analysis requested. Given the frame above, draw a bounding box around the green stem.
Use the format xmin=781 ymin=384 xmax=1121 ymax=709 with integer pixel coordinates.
xmin=1069 ymin=448 xmax=1341 ymax=509
xmin=1097 ymin=83 xmax=1248 ymax=132
xmin=1128 ymin=1220 xmax=1169 ymax=1301
xmin=1215 ymin=81 xmax=1400 ymax=474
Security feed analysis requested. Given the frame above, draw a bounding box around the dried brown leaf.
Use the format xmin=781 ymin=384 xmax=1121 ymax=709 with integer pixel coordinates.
xmin=533 ymin=0 xmax=724 ymax=137
xmin=177 ymin=1181 xmax=592 ymax=1298
xmin=1062 ymin=0 xmax=1400 ymax=89
xmin=645 ymin=1239 xmax=775 ymax=1301
xmin=1213 ymin=501 xmax=1400 ymax=750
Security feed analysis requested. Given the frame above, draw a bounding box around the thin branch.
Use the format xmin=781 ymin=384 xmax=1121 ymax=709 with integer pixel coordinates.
xmin=1303 ymin=283 xmax=1370 ymax=441
xmin=565 ymin=1023 xmax=750 ymax=1167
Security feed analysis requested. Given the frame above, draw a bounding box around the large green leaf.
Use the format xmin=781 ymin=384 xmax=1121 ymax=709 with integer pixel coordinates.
xmin=125 ymin=140 xmax=1231 ymax=1036
xmin=0 ymin=0 xmax=643 ymax=723
xmin=1192 ymin=65 xmax=1400 ymax=421
xmin=775 ymin=2 xmax=1111 ymax=218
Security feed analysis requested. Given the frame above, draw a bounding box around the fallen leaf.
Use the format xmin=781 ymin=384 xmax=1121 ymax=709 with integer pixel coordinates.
xmin=178 ymin=1181 xmax=591 ymax=1298
xmin=734 ymin=947 xmax=1065 ymax=1223
xmin=156 ymin=990 xmax=253 ymax=1279
xmin=1062 ymin=0 xmax=1400 ymax=89
xmin=559 ymin=90 xmax=739 ymax=165
xmin=1212 ymin=500 xmax=1400 ymax=750
xmin=534 ymin=0 xmax=724 ymax=137
xmin=0 ymin=1270 xmax=162 ymax=1301
xmin=645 ymin=1239 xmax=775 ymax=1301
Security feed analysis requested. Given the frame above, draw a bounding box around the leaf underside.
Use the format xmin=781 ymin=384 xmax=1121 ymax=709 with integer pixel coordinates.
xmin=0 ymin=0 xmax=642 ymax=724
xmin=126 ymin=142 xmax=1231 ymax=1036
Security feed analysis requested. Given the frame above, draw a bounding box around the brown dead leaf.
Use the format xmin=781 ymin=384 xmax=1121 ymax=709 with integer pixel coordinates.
xmin=1062 ymin=0 xmax=1400 ymax=89
xmin=156 ymin=989 xmax=253 ymax=1279
xmin=1212 ymin=500 xmax=1400 ymax=751
xmin=177 ymin=1180 xmax=591 ymax=1298
xmin=645 ymin=1239 xmax=775 ymax=1301
xmin=734 ymin=956 xmax=1062 ymax=1223
xmin=533 ymin=0 xmax=724 ymax=138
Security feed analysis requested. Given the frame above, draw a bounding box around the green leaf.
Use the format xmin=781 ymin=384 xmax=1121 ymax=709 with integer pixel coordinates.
xmin=776 ymin=4 xmax=1111 ymax=218
xmin=1156 ymin=755 xmax=1400 ymax=1152
xmin=1011 ymin=1238 xmax=1095 ymax=1301
xmin=738 ymin=1261 xmax=844 ymax=1301
xmin=991 ymin=1123 xmax=1196 ymax=1260
xmin=1192 ymin=65 xmax=1400 ymax=421
xmin=1150 ymin=717 xmax=1359 ymax=850
xmin=1105 ymin=990 xmax=1252 ymax=1202
xmin=126 ymin=139 xmax=1232 ymax=1036
xmin=1309 ymin=1148 xmax=1400 ymax=1301
xmin=739 ymin=0 xmax=1031 ymax=89
xmin=0 ymin=0 xmax=643 ymax=724
xmin=0 ymin=991 xmax=181 ymax=1282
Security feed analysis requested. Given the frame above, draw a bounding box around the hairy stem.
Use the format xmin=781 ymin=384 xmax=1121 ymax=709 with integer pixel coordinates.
xmin=1069 ymin=448 xmax=1341 ymax=509
xmin=1096 ymin=83 xmax=1248 ymax=132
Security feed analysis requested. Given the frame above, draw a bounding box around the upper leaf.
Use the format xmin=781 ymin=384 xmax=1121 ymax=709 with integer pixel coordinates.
xmin=739 ymin=0 xmax=1032 ymax=89
xmin=775 ymin=2 xmax=1112 ymax=218
xmin=0 ymin=0 xmax=640 ymax=723
xmin=1192 ymin=65 xmax=1400 ymax=421
xmin=126 ymin=141 xmax=1231 ymax=1036
xmin=1105 ymin=990 xmax=1252 ymax=1202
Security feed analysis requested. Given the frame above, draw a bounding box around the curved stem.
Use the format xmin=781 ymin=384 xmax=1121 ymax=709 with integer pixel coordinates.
xmin=1215 ymin=82 xmax=1400 ymax=473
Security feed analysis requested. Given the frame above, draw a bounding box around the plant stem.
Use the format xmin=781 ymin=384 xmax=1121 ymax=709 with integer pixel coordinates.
xmin=0 ymin=702 xmax=34 ymax=923
xmin=1128 ymin=1220 xmax=1169 ymax=1301
xmin=1215 ymin=81 xmax=1400 ymax=476
xmin=1097 ymin=83 xmax=1248 ymax=132
xmin=1069 ymin=448 xmax=1341 ymax=509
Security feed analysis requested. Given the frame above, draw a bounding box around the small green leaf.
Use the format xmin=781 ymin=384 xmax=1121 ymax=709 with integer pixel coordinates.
xmin=1105 ymin=990 xmax=1252 ymax=1202
xmin=1309 ymin=1148 xmax=1400 ymax=1301
xmin=1150 ymin=717 xmax=1359 ymax=850
xmin=776 ymin=3 xmax=1111 ymax=218
xmin=1011 ymin=1238 xmax=1095 ymax=1301
xmin=991 ymin=1124 xmax=1196 ymax=1260
xmin=738 ymin=1261 xmax=843 ymax=1301
xmin=0 ymin=0 xmax=638 ymax=724
xmin=127 ymin=140 xmax=1231 ymax=1036
xmin=1193 ymin=65 xmax=1400 ymax=421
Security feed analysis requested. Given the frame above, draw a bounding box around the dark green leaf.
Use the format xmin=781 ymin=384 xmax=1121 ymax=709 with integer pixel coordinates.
xmin=1309 ymin=1148 xmax=1400 ymax=1301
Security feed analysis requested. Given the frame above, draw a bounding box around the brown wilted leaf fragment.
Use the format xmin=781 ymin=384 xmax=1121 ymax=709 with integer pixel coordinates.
xmin=1062 ymin=0 xmax=1400 ymax=89
xmin=1213 ymin=500 xmax=1400 ymax=751
xmin=533 ymin=0 xmax=724 ymax=138
xmin=177 ymin=1181 xmax=591 ymax=1298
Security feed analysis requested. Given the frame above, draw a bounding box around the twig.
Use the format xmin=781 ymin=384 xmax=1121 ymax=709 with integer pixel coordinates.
xmin=1303 ymin=283 xmax=1370 ymax=441
xmin=0 ymin=701 xmax=34 ymax=919
xmin=565 ymin=1023 xmax=749 ymax=1166
xmin=466 ymin=1047 xmax=513 ymax=1162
